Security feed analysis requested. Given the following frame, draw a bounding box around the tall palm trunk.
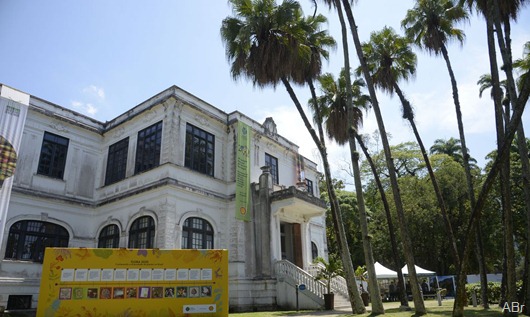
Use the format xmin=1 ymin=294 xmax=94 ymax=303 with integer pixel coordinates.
xmin=488 ymin=4 xmax=518 ymax=313
xmin=340 ymin=1 xmax=426 ymax=314
xmin=356 ymin=134 xmax=410 ymax=308
xmin=393 ymin=84 xmax=460 ymax=267
xmin=280 ymin=76 xmax=366 ymax=314
xmin=453 ymin=32 xmax=530 ymax=317
xmin=517 ymin=126 xmax=530 ymax=314
xmin=453 ymin=8 xmax=504 ymax=315
xmin=439 ymin=41 xmax=490 ymax=309
xmin=332 ymin=0 xmax=384 ymax=313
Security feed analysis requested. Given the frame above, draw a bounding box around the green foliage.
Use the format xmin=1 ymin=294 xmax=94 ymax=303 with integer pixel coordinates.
xmin=465 ymin=282 xmax=501 ymax=305
xmin=314 ymin=254 xmax=344 ymax=294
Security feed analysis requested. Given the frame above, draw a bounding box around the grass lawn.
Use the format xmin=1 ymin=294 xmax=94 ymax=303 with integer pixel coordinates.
xmin=230 ymin=299 xmax=505 ymax=316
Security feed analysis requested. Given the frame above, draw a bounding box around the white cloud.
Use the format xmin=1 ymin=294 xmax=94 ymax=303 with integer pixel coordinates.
xmin=71 ymin=100 xmax=99 ymax=117
xmin=82 ymin=85 xmax=105 ymax=100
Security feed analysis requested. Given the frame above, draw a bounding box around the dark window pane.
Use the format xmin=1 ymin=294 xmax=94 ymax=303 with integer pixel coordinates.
xmin=265 ymin=153 xmax=279 ymax=185
xmin=128 ymin=216 xmax=155 ymax=249
xmin=181 ymin=217 xmax=213 ymax=250
xmin=135 ymin=122 xmax=162 ymax=174
xmin=37 ymin=132 xmax=69 ymax=179
xmin=105 ymin=138 xmax=129 ymax=185
xmin=4 ymin=220 xmax=69 ymax=263
xmin=184 ymin=123 xmax=215 ymax=176
xmin=98 ymin=225 xmax=120 ymax=248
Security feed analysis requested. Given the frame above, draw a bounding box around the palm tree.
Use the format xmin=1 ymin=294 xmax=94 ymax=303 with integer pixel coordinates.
xmin=359 ymin=25 xmax=461 ymax=279
xmin=315 ymin=70 xmax=411 ymax=309
xmin=220 ymin=0 xmax=366 ymax=312
xmin=478 ymin=68 xmax=530 ymax=314
xmin=337 ymin=1 xmax=427 ymax=314
xmin=401 ymin=0 xmax=492 ymax=312
xmin=312 ymin=70 xmax=384 ymax=314
xmin=321 ymin=1 xmax=428 ymax=314
xmin=430 ymin=138 xmax=479 ymax=169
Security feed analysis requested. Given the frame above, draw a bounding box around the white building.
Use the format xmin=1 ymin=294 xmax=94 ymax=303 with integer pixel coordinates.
xmin=0 ymin=84 xmax=332 ymax=312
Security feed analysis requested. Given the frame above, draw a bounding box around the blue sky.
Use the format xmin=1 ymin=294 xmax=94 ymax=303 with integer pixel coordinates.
xmin=1 ymin=0 xmax=529 ymax=183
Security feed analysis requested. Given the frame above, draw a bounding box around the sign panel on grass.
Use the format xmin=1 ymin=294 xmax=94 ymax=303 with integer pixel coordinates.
xmin=37 ymin=248 xmax=229 ymax=316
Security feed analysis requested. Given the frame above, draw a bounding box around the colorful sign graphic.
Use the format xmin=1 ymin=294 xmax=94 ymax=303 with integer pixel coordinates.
xmin=235 ymin=121 xmax=251 ymax=221
xmin=37 ymin=248 xmax=229 ymax=317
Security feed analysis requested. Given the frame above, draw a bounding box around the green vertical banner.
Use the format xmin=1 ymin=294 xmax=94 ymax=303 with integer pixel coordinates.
xmin=235 ymin=121 xmax=251 ymax=221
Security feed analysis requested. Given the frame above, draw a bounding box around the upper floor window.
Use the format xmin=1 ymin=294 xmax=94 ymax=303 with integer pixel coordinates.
xmin=128 ymin=216 xmax=155 ymax=249
xmin=135 ymin=121 xmax=162 ymax=174
xmin=37 ymin=132 xmax=69 ymax=179
xmin=265 ymin=153 xmax=279 ymax=185
xmin=4 ymin=220 xmax=69 ymax=263
xmin=185 ymin=123 xmax=215 ymax=176
xmin=105 ymin=137 xmax=129 ymax=185
xmin=181 ymin=217 xmax=213 ymax=249
xmin=306 ymin=179 xmax=314 ymax=196
xmin=98 ymin=224 xmax=120 ymax=248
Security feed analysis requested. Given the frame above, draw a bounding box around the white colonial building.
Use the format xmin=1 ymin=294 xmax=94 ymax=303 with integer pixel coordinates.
xmin=0 ymin=84 xmax=338 ymax=312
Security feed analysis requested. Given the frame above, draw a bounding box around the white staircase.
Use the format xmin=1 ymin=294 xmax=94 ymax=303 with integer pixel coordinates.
xmin=275 ymin=260 xmax=352 ymax=310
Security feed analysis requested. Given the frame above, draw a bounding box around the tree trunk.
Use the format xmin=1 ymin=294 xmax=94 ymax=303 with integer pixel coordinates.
xmin=341 ymin=1 xmax=425 ymax=314
xmin=393 ymin=83 xmax=460 ymax=266
xmin=356 ymin=134 xmax=410 ymax=308
xmin=439 ymin=43 xmax=490 ymax=309
xmin=280 ymin=76 xmax=366 ymax=314
xmin=332 ymin=0 xmax=384 ymax=313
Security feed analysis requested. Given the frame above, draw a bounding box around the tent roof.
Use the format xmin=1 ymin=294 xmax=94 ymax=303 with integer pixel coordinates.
xmin=373 ymin=262 xmax=398 ymax=279
xmin=401 ymin=264 xmax=436 ymax=276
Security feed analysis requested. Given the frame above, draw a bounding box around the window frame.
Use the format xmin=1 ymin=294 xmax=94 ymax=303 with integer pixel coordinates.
xmin=37 ymin=132 xmax=69 ymax=179
xmin=128 ymin=216 xmax=155 ymax=249
xmin=134 ymin=121 xmax=163 ymax=174
xmin=98 ymin=224 xmax=120 ymax=248
xmin=306 ymin=179 xmax=314 ymax=196
xmin=4 ymin=220 xmax=69 ymax=263
xmin=265 ymin=153 xmax=279 ymax=185
xmin=181 ymin=217 xmax=214 ymax=250
xmin=184 ymin=123 xmax=215 ymax=177
xmin=105 ymin=137 xmax=129 ymax=185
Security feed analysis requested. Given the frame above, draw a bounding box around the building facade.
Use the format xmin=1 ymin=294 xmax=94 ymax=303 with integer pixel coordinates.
xmin=0 ymin=84 xmax=328 ymax=311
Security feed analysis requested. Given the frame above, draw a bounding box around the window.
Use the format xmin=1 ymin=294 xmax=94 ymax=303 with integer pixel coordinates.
xmin=128 ymin=216 xmax=155 ymax=249
xmin=105 ymin=137 xmax=129 ymax=185
xmin=306 ymin=179 xmax=314 ymax=196
xmin=37 ymin=132 xmax=69 ymax=179
xmin=265 ymin=153 xmax=279 ymax=185
xmin=181 ymin=217 xmax=213 ymax=249
xmin=4 ymin=220 xmax=69 ymax=262
xmin=185 ymin=123 xmax=215 ymax=176
xmin=135 ymin=121 xmax=162 ymax=174
xmin=98 ymin=224 xmax=120 ymax=248
xmin=311 ymin=242 xmax=318 ymax=260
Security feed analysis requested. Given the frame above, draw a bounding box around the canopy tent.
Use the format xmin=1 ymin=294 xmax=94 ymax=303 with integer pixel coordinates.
xmin=401 ymin=264 xmax=436 ymax=276
xmin=373 ymin=262 xmax=398 ymax=279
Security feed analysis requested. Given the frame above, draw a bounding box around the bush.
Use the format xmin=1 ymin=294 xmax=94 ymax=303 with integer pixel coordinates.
xmin=465 ymin=282 xmax=501 ymax=305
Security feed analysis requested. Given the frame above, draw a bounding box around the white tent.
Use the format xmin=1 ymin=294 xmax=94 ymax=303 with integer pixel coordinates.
xmin=374 ymin=262 xmax=398 ymax=279
xmin=401 ymin=264 xmax=436 ymax=276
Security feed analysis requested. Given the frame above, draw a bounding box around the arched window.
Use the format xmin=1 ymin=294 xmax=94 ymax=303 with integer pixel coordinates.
xmin=181 ymin=217 xmax=213 ymax=249
xmin=4 ymin=220 xmax=69 ymax=263
xmin=98 ymin=224 xmax=120 ymax=248
xmin=128 ymin=216 xmax=155 ymax=249
xmin=311 ymin=242 xmax=318 ymax=261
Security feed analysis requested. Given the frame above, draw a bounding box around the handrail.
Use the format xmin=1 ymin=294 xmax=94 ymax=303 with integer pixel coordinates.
xmin=275 ymin=260 xmax=326 ymax=299
xmin=306 ymin=263 xmax=351 ymax=298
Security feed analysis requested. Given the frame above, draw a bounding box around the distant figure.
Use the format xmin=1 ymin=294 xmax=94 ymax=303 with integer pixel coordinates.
xmin=389 ymin=281 xmax=396 ymax=301
xmin=421 ymin=280 xmax=429 ymax=294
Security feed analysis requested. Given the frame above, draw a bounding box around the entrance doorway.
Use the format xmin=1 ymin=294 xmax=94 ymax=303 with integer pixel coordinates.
xmin=280 ymin=222 xmax=303 ymax=267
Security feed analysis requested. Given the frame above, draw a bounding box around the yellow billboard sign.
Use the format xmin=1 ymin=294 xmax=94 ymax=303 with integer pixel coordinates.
xmin=37 ymin=248 xmax=228 ymax=316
